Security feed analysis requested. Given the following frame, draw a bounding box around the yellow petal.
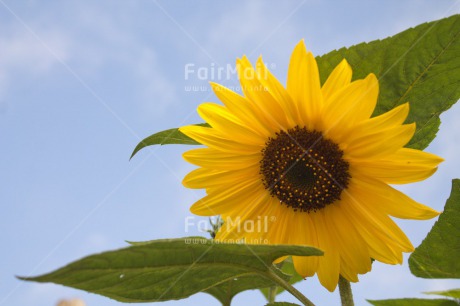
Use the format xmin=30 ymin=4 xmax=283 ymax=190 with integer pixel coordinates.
xmin=344 ymin=103 xmax=410 ymax=143
xmin=345 ymin=123 xmax=415 ymax=159
xmin=183 ymin=148 xmax=260 ymax=170
xmin=346 ymin=180 xmax=414 ymax=251
xmin=323 ymin=74 xmax=379 ymax=137
xmin=265 ymin=199 xmax=291 ymax=244
xmin=289 ymin=213 xmax=319 ymax=278
xmin=328 ymin=204 xmax=371 ymax=275
xmin=190 ymin=179 xmax=264 ymax=216
xmin=273 ymin=255 xmax=289 ymax=265
xmin=350 ymin=196 xmax=414 ymax=252
xmin=180 ymin=125 xmax=261 ymax=154
xmin=352 ymin=148 xmax=443 ymax=184
xmin=292 ymin=255 xmax=318 ymax=278
xmin=352 ymin=161 xmax=438 ymax=184
xmin=183 ymin=167 xmax=259 ymax=189
xmin=256 ymin=57 xmax=298 ymax=127
xmin=351 ymin=73 xmax=379 ymax=122
xmin=351 ymin=173 xmax=440 ymax=220
xmin=340 ymin=197 xmax=401 ymax=264
xmin=287 ymin=40 xmax=323 ymax=129
xmin=291 ymin=212 xmax=319 ymax=277
xmin=237 ymin=56 xmax=290 ymax=130
xmin=210 ymin=82 xmax=271 ymax=136
xmin=197 ymin=102 xmax=266 ymax=144
xmin=217 ymin=194 xmax=274 ymax=241
xmin=339 ymin=261 xmax=359 ymax=283
xmin=264 ymin=203 xmax=294 ymax=263
xmin=342 ymin=183 xmax=414 ymax=260
xmin=312 ymin=211 xmax=340 ymax=292
xmin=321 ymin=59 xmax=352 ymax=103
xmin=385 ymin=148 xmax=444 ymax=167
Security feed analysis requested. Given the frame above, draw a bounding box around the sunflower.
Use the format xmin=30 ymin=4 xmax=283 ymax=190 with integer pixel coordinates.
xmin=179 ymin=41 xmax=442 ymax=291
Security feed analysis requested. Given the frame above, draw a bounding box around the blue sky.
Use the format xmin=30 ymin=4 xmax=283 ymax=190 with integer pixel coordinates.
xmin=1 ymin=1 xmax=459 ymax=305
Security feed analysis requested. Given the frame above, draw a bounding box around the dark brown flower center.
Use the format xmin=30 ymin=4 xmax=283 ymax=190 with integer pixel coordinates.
xmin=260 ymin=126 xmax=350 ymax=213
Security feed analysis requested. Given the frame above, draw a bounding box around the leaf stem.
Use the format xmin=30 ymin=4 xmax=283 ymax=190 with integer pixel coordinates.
xmin=338 ymin=275 xmax=354 ymax=306
xmin=268 ymin=285 xmax=277 ymax=303
xmin=267 ymin=269 xmax=315 ymax=306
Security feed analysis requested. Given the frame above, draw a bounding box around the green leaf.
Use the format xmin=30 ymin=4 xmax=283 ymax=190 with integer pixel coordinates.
xmin=367 ymin=298 xmax=458 ymax=306
xmin=19 ymin=237 xmax=322 ymax=303
xmin=265 ymin=302 xmax=301 ymax=306
xmin=204 ymin=275 xmax=275 ymax=305
xmin=130 ymin=123 xmax=209 ymax=159
xmin=317 ymin=14 xmax=460 ymax=150
xmin=409 ymin=179 xmax=460 ymax=278
xmin=260 ymin=257 xmax=303 ymax=300
xmin=425 ymin=288 xmax=460 ymax=298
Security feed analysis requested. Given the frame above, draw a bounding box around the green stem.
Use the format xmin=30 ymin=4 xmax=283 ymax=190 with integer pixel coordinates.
xmin=267 ymin=269 xmax=315 ymax=306
xmin=338 ymin=275 xmax=354 ymax=306
xmin=268 ymin=285 xmax=277 ymax=303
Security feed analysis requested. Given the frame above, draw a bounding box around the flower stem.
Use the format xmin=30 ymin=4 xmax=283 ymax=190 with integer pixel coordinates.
xmin=267 ymin=269 xmax=315 ymax=306
xmin=338 ymin=275 xmax=354 ymax=306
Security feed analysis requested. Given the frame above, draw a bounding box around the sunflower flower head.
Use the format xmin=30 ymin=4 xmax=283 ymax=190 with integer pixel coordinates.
xmin=180 ymin=40 xmax=443 ymax=291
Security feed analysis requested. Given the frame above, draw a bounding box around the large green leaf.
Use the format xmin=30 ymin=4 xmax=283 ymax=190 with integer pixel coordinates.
xmin=317 ymin=14 xmax=460 ymax=150
xmin=260 ymin=257 xmax=303 ymax=300
xmin=409 ymin=179 xmax=460 ymax=278
xmin=20 ymin=237 xmax=322 ymax=303
xmin=204 ymin=275 xmax=275 ymax=305
xmin=425 ymin=289 xmax=460 ymax=299
xmin=367 ymin=298 xmax=458 ymax=306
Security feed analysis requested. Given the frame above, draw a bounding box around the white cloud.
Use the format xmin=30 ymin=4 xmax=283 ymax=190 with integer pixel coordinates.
xmin=204 ymin=1 xmax=303 ymax=61
xmin=132 ymin=47 xmax=178 ymax=116
xmin=0 ymin=23 xmax=71 ymax=106
xmin=0 ymin=71 xmax=8 ymax=113
xmin=80 ymin=233 xmax=111 ymax=253
xmin=0 ymin=3 xmax=177 ymax=118
xmin=424 ymin=279 xmax=460 ymax=292
xmin=0 ymin=26 xmax=71 ymax=74
xmin=435 ymin=103 xmax=460 ymax=167
xmin=71 ymin=4 xmax=179 ymax=118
